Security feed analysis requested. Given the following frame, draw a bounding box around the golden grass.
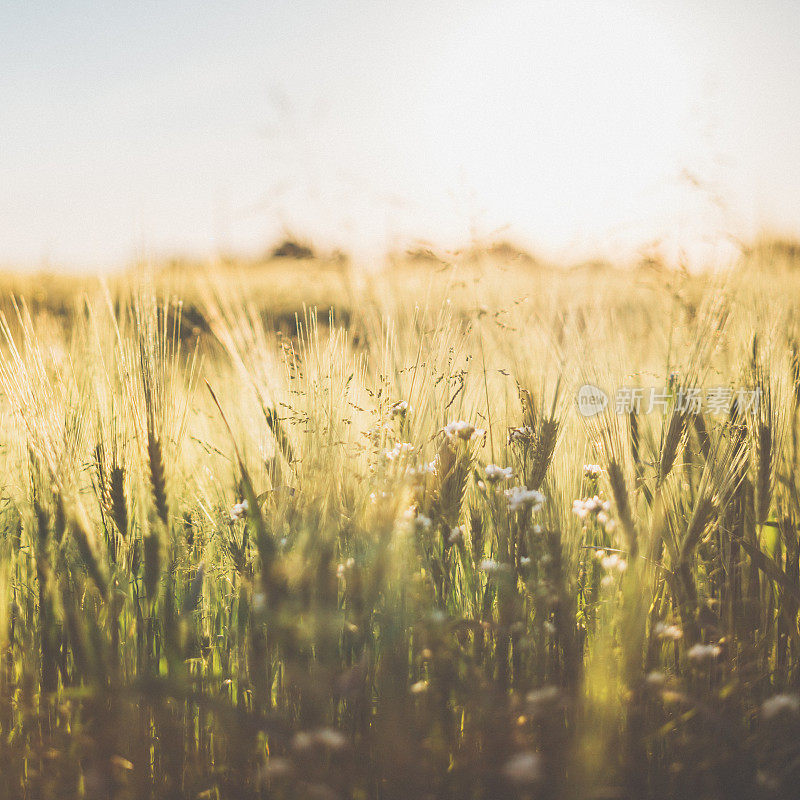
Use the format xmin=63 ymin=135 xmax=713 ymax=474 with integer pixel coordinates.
xmin=0 ymin=248 xmax=798 ymax=798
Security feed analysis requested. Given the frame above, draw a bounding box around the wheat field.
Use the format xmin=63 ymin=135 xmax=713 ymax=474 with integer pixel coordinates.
xmin=1 ymin=247 xmax=800 ymax=799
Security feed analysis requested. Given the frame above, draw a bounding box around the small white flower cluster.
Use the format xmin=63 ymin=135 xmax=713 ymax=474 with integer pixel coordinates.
xmin=407 ymin=463 xmax=435 ymax=482
xmin=505 ymin=486 xmax=545 ymax=513
xmin=444 ymin=420 xmax=485 ymax=442
xmin=573 ymin=495 xmax=610 ymax=521
xmin=292 ymin=727 xmax=348 ymax=754
xmin=260 ymin=757 xmax=292 ymax=780
xmin=337 ymin=558 xmax=356 ymax=579
xmin=645 ymin=670 xmax=666 ymax=688
xmin=583 ymin=464 xmax=602 ymax=479
xmin=501 ymin=752 xmax=542 ymax=787
xmin=480 ymin=559 xmax=513 ymax=575
xmin=525 ymin=685 xmax=563 ymax=712
xmin=384 ymin=441 xmax=414 ymax=461
xmin=230 ymin=499 xmax=249 ymax=521
xmin=447 ymin=525 xmax=464 ymax=545
xmin=402 ymin=507 xmax=432 ymax=534
xmin=484 ymin=464 xmax=513 ymax=484
xmin=365 ymin=420 xmax=395 ymax=442
xmin=596 ymin=550 xmax=627 ymax=574
xmin=573 ymin=495 xmax=615 ymax=532
xmin=390 ymin=400 xmax=409 ymax=418
xmin=761 ymin=693 xmax=800 ymax=720
xmin=653 ymin=622 xmax=683 ymax=641
xmin=687 ymin=642 xmax=721 ymax=664
xmin=508 ymin=426 xmax=534 ymax=444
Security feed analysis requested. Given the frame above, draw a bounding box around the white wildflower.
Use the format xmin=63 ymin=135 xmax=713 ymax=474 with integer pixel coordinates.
xmin=645 ymin=671 xmax=666 ymax=688
xmin=526 ymin=686 xmax=562 ymax=709
xmin=485 ymin=464 xmax=514 ymax=483
xmin=572 ymin=499 xmax=589 ymax=520
xmin=314 ymin=727 xmax=348 ymax=751
xmin=584 ymin=464 xmax=602 ymax=479
xmin=505 ymin=486 xmax=545 ymax=513
xmin=403 ymin=508 xmax=432 ymax=533
xmin=480 ymin=559 xmax=512 ymax=575
xmin=508 ymin=426 xmax=534 ymax=444
xmin=761 ymin=694 xmax=800 ymax=720
xmin=390 ymin=400 xmax=409 ymax=418
xmin=687 ymin=643 xmax=721 ymax=664
xmin=408 ymin=463 xmax=435 ymax=480
xmin=444 ymin=420 xmax=485 ymax=442
xmin=261 ymin=757 xmax=292 ymax=779
xmin=600 ymin=553 xmax=627 ymax=573
xmin=601 ymin=553 xmax=620 ymax=571
xmin=447 ymin=526 xmax=464 ymax=545
xmin=654 ymin=622 xmax=683 ymax=641
xmin=385 ymin=441 xmax=414 ymax=461
xmin=501 ymin=752 xmax=543 ymax=787
xmin=230 ymin=500 xmax=249 ymax=521
xmin=573 ymin=495 xmax=615 ymax=534
xmin=365 ymin=421 xmax=393 ymax=442
xmin=572 ymin=495 xmax=611 ymax=520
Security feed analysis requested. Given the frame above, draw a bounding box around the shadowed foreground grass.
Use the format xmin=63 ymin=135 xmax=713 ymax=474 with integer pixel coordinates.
xmin=1 ymin=255 xmax=800 ymax=799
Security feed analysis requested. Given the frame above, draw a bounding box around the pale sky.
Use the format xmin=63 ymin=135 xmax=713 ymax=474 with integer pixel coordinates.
xmin=2 ymin=0 xmax=799 ymax=269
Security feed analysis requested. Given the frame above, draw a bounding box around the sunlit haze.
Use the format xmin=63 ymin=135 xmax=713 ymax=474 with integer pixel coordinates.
xmin=2 ymin=0 xmax=799 ymax=269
